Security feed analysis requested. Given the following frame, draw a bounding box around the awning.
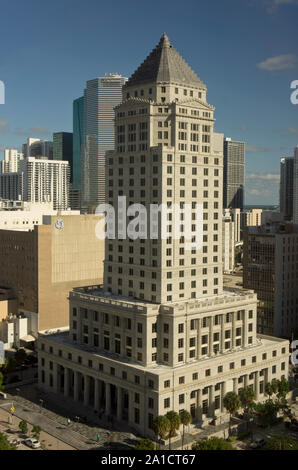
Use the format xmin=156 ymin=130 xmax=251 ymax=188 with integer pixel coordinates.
xmin=20 ymin=335 xmax=36 ymax=342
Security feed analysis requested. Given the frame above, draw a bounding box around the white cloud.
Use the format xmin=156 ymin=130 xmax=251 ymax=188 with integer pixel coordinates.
xmin=288 ymin=127 xmax=298 ymax=134
xmin=246 ymin=145 xmax=270 ymax=152
xmin=246 ymin=173 xmax=279 ymax=180
xmin=257 ymin=54 xmax=298 ymax=71
xmin=0 ymin=118 xmax=9 ymax=134
xmin=14 ymin=127 xmax=51 ymax=137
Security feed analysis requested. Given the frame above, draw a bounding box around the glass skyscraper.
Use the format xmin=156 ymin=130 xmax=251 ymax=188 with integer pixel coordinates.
xmin=73 ymin=97 xmax=84 ymax=192
xmin=82 ymin=74 xmax=127 ymax=209
xmin=53 ymin=132 xmax=73 ymax=182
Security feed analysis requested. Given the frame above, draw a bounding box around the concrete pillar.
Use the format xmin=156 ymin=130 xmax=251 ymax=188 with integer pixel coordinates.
xmin=94 ymin=379 xmax=100 ymax=411
xmin=243 ymin=310 xmax=248 ymax=348
xmin=221 ymin=382 xmax=226 ymax=412
xmin=74 ymin=371 xmax=79 ymax=402
xmin=196 ymin=389 xmax=202 ymax=421
xmin=53 ymin=363 xmax=58 ymax=393
xmin=232 ymin=312 xmax=236 ymax=349
xmin=209 ymin=317 xmax=214 ymax=356
xmin=254 ymin=371 xmax=260 ymax=400
xmin=233 ymin=377 xmax=237 ymax=393
xmin=128 ymin=390 xmax=134 ymax=424
xmin=209 ymin=385 xmax=215 ymax=417
xmin=220 ymin=314 xmax=225 ymax=353
xmin=105 ymin=383 xmax=111 ymax=415
xmin=84 ymin=375 xmax=90 ymax=407
xmin=117 ymin=386 xmax=122 ymax=421
xmin=244 ymin=374 xmax=248 ymax=388
xmin=64 ymin=367 xmax=69 ymax=397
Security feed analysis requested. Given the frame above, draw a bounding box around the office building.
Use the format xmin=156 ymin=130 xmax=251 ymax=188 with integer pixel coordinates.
xmin=82 ymin=74 xmax=127 ymax=209
xmin=223 ymin=138 xmax=245 ymax=210
xmin=22 ymin=138 xmax=53 ymax=159
xmin=292 ymin=147 xmax=298 ymax=224
xmin=243 ymin=222 xmax=298 ymax=338
xmin=1 ymin=149 xmax=24 ymax=174
xmin=73 ymin=96 xmax=84 ymax=192
xmin=38 ymin=34 xmax=288 ymax=439
xmin=280 ymin=157 xmax=294 ymax=221
xmin=53 ymin=132 xmax=73 ymax=182
xmin=0 ymin=214 xmax=105 ymax=338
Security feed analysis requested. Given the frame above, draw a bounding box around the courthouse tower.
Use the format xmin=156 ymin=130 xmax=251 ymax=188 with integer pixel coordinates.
xmin=38 ymin=35 xmax=289 ymax=439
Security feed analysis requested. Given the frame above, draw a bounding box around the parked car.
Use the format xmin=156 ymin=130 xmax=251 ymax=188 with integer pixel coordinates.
xmin=24 ymin=438 xmax=41 ymax=449
xmin=250 ymin=438 xmax=267 ymax=449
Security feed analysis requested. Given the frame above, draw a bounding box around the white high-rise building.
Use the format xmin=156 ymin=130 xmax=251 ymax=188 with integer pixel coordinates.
xmin=38 ymin=35 xmax=289 ymax=440
xmin=1 ymin=149 xmax=24 ymax=174
xmin=82 ymin=74 xmax=127 ymax=209
xmin=19 ymin=157 xmax=70 ymax=210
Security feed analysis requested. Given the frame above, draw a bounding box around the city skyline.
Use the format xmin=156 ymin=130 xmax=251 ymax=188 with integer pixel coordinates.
xmin=0 ymin=0 xmax=297 ymax=205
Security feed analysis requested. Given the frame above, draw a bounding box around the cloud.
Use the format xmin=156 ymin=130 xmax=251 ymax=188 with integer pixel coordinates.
xmin=245 ymin=172 xmax=279 ymax=204
xmin=14 ymin=127 xmax=51 ymax=137
xmin=257 ymin=54 xmax=298 ymax=71
xmin=246 ymin=172 xmax=279 ymax=180
xmin=0 ymin=118 xmax=9 ymax=134
xmin=288 ymin=127 xmax=298 ymax=134
xmin=246 ymin=145 xmax=270 ymax=152
xmin=261 ymin=0 xmax=298 ymax=13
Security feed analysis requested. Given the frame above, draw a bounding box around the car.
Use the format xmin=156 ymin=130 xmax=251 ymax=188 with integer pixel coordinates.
xmin=24 ymin=438 xmax=41 ymax=449
xmin=250 ymin=438 xmax=266 ymax=449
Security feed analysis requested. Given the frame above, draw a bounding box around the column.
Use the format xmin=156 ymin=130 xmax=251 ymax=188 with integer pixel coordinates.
xmin=128 ymin=390 xmax=134 ymax=424
xmin=84 ymin=375 xmax=90 ymax=407
xmin=208 ymin=385 xmax=215 ymax=417
xmin=196 ymin=389 xmax=202 ymax=422
xmin=254 ymin=371 xmax=260 ymax=400
xmin=105 ymin=383 xmax=111 ymax=415
xmin=74 ymin=371 xmax=79 ymax=402
xmin=94 ymin=379 xmax=100 ymax=411
xmin=220 ymin=314 xmax=225 ymax=353
xmin=53 ymin=363 xmax=58 ymax=393
xmin=117 ymin=386 xmax=122 ymax=421
xmin=233 ymin=378 xmax=237 ymax=393
xmin=209 ymin=317 xmax=214 ymax=357
xmin=232 ymin=312 xmax=236 ymax=349
xmin=244 ymin=374 xmax=248 ymax=388
xmin=221 ymin=382 xmax=226 ymax=413
xmin=64 ymin=368 xmax=69 ymax=397
xmin=243 ymin=310 xmax=248 ymax=348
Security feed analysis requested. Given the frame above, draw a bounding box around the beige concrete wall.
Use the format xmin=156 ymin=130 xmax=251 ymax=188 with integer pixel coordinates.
xmin=0 ymin=299 xmax=18 ymax=320
xmin=38 ymin=215 xmax=104 ymax=331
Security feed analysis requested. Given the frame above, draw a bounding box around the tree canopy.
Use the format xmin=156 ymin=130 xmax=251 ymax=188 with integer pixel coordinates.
xmin=192 ymin=437 xmax=233 ymax=450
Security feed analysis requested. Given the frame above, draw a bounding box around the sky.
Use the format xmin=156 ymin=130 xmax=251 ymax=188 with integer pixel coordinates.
xmin=0 ymin=0 xmax=297 ymax=204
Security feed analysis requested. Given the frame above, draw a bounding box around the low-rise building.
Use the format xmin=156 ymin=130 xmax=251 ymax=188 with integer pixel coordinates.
xmin=0 ymin=214 xmax=104 ymax=337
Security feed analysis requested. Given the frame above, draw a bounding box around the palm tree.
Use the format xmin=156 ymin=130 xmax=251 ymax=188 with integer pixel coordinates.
xmin=265 ymin=382 xmax=274 ymax=401
xmin=166 ymin=411 xmax=181 ymax=450
xmin=153 ymin=415 xmax=170 ymax=449
xmin=223 ymin=392 xmax=241 ymax=436
xmin=239 ymin=386 xmax=255 ymax=413
xmin=180 ymin=410 xmax=192 ymax=450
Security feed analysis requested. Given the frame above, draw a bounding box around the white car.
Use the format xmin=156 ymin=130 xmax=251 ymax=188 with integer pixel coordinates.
xmin=24 ymin=438 xmax=41 ymax=449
